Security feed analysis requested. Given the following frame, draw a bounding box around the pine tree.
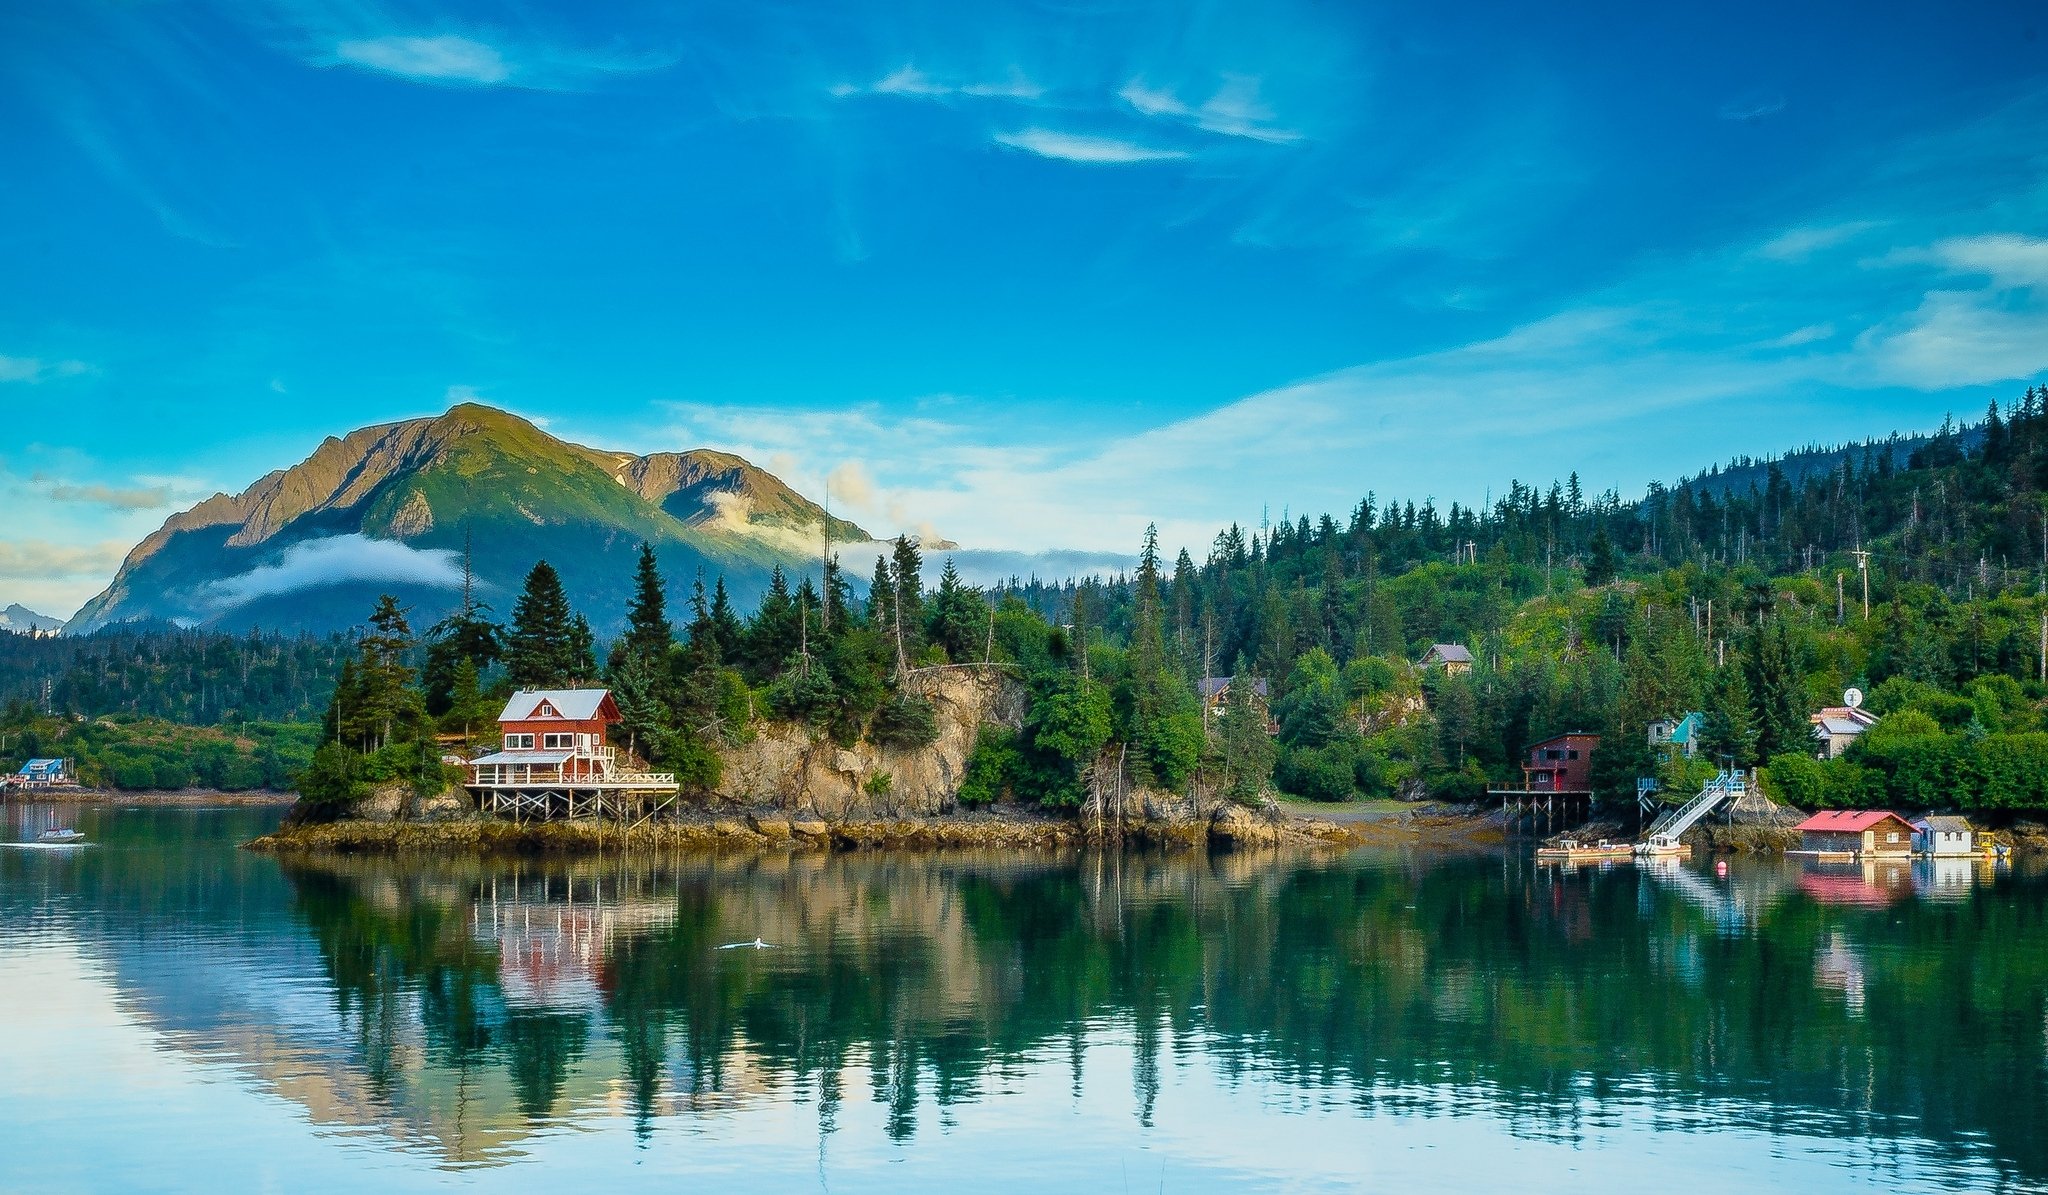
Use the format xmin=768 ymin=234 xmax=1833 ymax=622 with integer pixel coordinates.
xmin=709 ymin=578 xmax=744 ymax=665
xmin=1701 ymin=665 xmax=1759 ymax=768
xmin=623 ymin=543 xmax=673 ymax=666
xmin=357 ymin=595 xmax=417 ymax=749
xmin=506 ymin=560 xmax=575 ymax=688
xmin=567 ymin=614 xmax=598 ymax=684
xmin=742 ymin=567 xmax=800 ymax=681
xmin=927 ymin=558 xmax=986 ymax=662
xmin=1585 ymin=528 xmax=1619 ymax=586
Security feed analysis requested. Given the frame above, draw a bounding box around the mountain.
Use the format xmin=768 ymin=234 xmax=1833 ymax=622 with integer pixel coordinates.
xmin=0 ymin=604 xmax=63 ymax=634
xmin=66 ymin=404 xmax=871 ymax=636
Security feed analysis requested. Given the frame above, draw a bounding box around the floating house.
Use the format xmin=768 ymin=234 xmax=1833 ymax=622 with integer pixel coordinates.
xmin=1419 ymin=643 xmax=1474 ymax=675
xmin=1793 ymin=810 xmax=1915 ymax=858
xmin=467 ymin=689 xmax=678 ymax=821
xmin=1911 ymin=815 xmax=1974 ymax=857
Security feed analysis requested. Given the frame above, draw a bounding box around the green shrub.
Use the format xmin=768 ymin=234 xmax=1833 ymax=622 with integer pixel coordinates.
xmin=958 ymin=725 xmax=1019 ymax=807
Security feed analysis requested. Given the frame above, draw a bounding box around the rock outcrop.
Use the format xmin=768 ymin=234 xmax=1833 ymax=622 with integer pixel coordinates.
xmin=709 ymin=668 xmax=1026 ymax=817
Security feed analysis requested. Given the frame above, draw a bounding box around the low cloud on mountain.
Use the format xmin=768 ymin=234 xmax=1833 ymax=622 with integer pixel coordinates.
xmin=203 ymin=535 xmax=465 ymax=609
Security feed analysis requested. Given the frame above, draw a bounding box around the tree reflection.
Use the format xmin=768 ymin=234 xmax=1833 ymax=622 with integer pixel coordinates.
xmin=270 ymin=849 xmax=2048 ymax=1182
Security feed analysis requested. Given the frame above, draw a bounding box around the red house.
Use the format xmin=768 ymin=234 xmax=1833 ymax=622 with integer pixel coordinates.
xmin=1793 ymin=810 xmax=1915 ymax=858
xmin=473 ymin=689 xmax=624 ymax=784
xmin=1521 ymin=733 xmax=1599 ymax=792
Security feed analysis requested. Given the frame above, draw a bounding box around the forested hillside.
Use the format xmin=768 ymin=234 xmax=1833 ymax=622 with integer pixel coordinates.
xmin=15 ymin=386 xmax=2048 ymax=815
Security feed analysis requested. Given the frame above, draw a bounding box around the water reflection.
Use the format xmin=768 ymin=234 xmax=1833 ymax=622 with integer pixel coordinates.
xmin=4 ymin=808 xmax=2048 ymax=1192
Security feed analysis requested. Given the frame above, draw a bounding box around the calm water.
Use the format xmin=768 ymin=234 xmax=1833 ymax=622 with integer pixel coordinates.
xmin=2 ymin=805 xmax=2045 ymax=1193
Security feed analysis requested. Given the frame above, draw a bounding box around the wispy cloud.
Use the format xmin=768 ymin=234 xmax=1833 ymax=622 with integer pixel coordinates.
xmin=1118 ymin=75 xmax=1300 ymax=143
xmin=833 ymin=64 xmax=1043 ymax=101
xmin=1719 ymin=90 xmax=1787 ymax=121
xmin=993 ymin=128 xmax=1188 ymax=164
xmin=1857 ymin=233 xmax=2048 ymax=389
xmin=1755 ymin=221 xmax=1883 ymax=261
xmin=333 ymin=35 xmax=509 ymax=85
xmin=32 ymin=476 xmax=177 ymax=512
xmin=0 ymin=539 xmax=130 ymax=581
xmin=0 ymin=356 xmax=92 ymax=384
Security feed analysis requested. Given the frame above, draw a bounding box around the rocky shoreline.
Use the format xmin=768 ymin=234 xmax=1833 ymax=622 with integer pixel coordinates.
xmin=241 ymin=799 xmax=1516 ymax=857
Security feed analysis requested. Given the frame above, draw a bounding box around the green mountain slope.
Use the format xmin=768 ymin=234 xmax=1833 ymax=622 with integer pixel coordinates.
xmin=66 ymin=404 xmax=870 ymax=636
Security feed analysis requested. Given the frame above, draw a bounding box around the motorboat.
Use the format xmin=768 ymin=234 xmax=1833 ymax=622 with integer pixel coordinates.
xmin=36 ymin=828 xmax=86 ymax=845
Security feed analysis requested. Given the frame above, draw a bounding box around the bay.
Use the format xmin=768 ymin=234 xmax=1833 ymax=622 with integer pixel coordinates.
xmin=0 ymin=803 xmax=2040 ymax=1193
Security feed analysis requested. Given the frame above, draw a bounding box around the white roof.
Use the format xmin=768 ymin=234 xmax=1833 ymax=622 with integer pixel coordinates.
xmin=1814 ymin=716 xmax=1869 ymax=737
xmin=470 ymin=750 xmax=575 ymax=766
xmin=498 ymin=689 xmax=610 ymax=722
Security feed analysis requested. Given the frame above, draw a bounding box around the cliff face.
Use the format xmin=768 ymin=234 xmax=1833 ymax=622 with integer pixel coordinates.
xmin=712 ymin=669 xmax=1026 ymax=817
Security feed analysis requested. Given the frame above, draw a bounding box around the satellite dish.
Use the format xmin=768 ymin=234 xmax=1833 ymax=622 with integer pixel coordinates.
xmin=1843 ymin=687 xmax=1864 ymax=709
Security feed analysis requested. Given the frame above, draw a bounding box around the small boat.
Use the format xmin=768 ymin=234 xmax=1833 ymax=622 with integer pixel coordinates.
xmin=36 ymin=828 xmax=86 ymax=845
xmin=1536 ymin=838 xmax=1634 ymax=863
xmin=1633 ymin=833 xmax=1691 ymax=859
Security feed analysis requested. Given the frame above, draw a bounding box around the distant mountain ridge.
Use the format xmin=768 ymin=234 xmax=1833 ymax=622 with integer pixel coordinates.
xmin=0 ymin=604 xmax=63 ymax=634
xmin=66 ymin=404 xmax=871 ymax=636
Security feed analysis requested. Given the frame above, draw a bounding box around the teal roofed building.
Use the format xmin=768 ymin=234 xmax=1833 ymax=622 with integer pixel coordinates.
xmin=1647 ymin=713 xmax=1704 ymax=759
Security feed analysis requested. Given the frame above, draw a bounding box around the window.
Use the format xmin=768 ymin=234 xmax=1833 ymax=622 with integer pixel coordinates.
xmin=1545 ymin=749 xmax=1563 ymax=761
xmin=543 ymin=733 xmax=574 ymax=750
xmin=1886 ymin=832 xmax=1899 ymax=843
xmin=1567 ymin=750 xmax=1579 ymax=760
xmin=504 ymin=733 xmax=534 ymax=750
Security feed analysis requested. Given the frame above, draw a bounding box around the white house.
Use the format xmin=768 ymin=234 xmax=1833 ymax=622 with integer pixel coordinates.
xmin=1911 ymin=815 xmax=1974 ymax=858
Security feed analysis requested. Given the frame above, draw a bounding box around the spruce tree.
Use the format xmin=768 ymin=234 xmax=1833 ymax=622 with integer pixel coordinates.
xmin=507 ymin=560 xmax=574 ymax=688
xmin=623 ymin=542 xmax=673 ymax=666
xmin=1701 ymin=666 xmax=1759 ymax=768
xmin=709 ymin=577 xmax=744 ymax=665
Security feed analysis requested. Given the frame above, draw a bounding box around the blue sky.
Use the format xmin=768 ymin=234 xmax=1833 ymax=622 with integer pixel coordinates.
xmin=4 ymin=0 xmax=2048 ymax=616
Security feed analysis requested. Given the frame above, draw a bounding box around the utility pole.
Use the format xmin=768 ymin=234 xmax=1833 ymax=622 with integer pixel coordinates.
xmin=1851 ymin=548 xmax=1871 ymax=619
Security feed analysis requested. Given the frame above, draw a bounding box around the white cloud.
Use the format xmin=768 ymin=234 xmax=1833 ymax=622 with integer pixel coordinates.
xmin=826 ymin=460 xmax=880 ymax=514
xmin=203 ymin=534 xmax=464 ymax=607
xmin=0 ymin=356 xmax=91 ymax=384
xmin=1755 ymin=222 xmax=1882 ymax=261
xmin=31 ymin=476 xmax=177 ymax=512
xmin=445 ymin=383 xmax=484 ymax=403
xmin=1929 ymin=233 xmax=2048 ymax=286
xmin=334 ymin=35 xmax=510 ymax=85
xmin=835 ymin=65 xmax=1042 ymax=102
xmin=993 ymin=129 xmax=1188 ymax=164
xmin=1120 ymin=75 xmax=1300 ymax=143
xmin=0 ymin=539 xmax=129 ymax=581
xmin=1856 ymin=233 xmax=2048 ymax=389
xmin=1764 ymin=324 xmax=1835 ymax=349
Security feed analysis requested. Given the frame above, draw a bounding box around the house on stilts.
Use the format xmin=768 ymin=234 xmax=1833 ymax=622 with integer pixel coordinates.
xmin=466 ymin=689 xmax=679 ymax=822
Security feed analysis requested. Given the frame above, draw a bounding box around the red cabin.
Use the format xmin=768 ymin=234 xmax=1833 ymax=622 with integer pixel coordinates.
xmin=1522 ymin=733 xmax=1599 ymax=792
xmin=473 ymin=689 xmax=622 ymax=783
